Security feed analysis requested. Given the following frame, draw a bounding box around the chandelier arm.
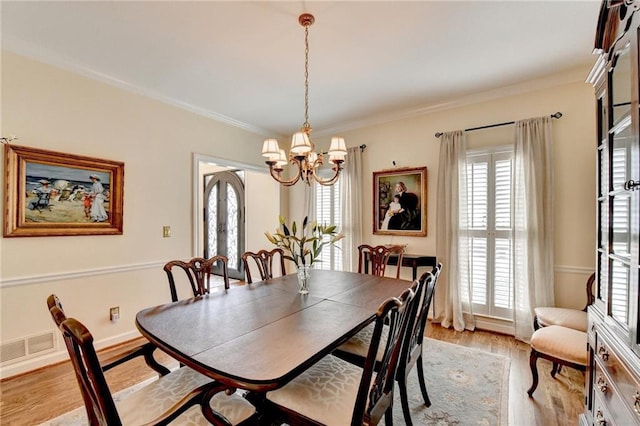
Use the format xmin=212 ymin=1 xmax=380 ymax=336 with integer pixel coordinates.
xmin=267 ymin=159 xmax=303 ymax=186
xmin=310 ymin=163 xmax=343 ymax=186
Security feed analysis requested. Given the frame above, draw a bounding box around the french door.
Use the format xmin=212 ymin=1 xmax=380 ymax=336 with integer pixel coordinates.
xmin=204 ymin=170 xmax=245 ymax=280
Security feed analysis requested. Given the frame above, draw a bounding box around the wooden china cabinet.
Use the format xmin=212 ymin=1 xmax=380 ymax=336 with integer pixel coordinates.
xmin=583 ymin=1 xmax=640 ymax=425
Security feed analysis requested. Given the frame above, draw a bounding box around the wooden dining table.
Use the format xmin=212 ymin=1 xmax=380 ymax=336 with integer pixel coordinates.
xmin=136 ymin=269 xmax=412 ymax=393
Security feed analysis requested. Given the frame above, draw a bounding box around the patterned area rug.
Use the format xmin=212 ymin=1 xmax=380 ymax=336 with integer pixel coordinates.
xmin=40 ymin=338 xmax=509 ymax=426
xmin=385 ymin=338 xmax=510 ymax=425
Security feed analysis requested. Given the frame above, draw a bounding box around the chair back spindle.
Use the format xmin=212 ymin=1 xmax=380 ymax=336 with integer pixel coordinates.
xmin=164 ymin=255 xmax=229 ymax=302
xmin=47 ymin=295 xmax=121 ymax=425
xmin=357 ymin=244 xmax=405 ymax=279
xmin=355 ymin=285 xmax=418 ymax=425
xmin=241 ymin=248 xmax=285 ymax=284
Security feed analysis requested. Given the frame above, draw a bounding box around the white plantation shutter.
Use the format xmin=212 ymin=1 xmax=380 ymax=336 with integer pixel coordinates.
xmin=610 ymin=146 xmax=631 ymax=324
xmin=494 ymin=159 xmax=513 ymax=310
xmin=315 ymin=182 xmax=343 ymax=270
xmin=466 ymin=149 xmax=514 ymax=318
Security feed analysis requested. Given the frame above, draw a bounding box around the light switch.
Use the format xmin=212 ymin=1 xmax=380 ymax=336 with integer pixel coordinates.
xmin=163 ymin=226 xmax=171 ymax=238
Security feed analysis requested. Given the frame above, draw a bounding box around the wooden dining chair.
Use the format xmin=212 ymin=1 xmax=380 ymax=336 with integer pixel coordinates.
xmin=264 ymin=284 xmax=419 ymax=426
xmin=332 ymin=263 xmax=443 ymax=426
xmin=46 ymin=294 xmax=257 ymax=426
xmin=47 ymin=295 xmax=171 ymax=377
xmin=357 ymin=244 xmax=405 ymax=279
xmin=164 ymin=255 xmax=229 ymax=302
xmin=241 ymin=248 xmax=285 ymax=283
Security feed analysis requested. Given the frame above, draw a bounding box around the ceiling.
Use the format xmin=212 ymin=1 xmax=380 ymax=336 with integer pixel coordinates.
xmin=1 ymin=1 xmax=602 ymax=138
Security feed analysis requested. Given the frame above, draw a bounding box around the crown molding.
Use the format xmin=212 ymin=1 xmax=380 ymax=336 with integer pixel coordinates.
xmin=315 ymin=64 xmax=597 ymax=137
xmin=4 ymin=36 xmax=596 ymax=140
xmin=2 ymin=37 xmax=272 ymax=137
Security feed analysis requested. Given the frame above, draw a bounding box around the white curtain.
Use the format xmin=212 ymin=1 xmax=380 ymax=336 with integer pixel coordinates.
xmin=435 ymin=130 xmax=474 ymax=331
xmin=513 ymin=116 xmax=555 ymax=341
xmin=340 ymin=146 xmax=364 ymax=272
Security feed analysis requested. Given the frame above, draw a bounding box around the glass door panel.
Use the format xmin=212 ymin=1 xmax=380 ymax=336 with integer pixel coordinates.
xmin=611 ymin=42 xmax=631 ymax=126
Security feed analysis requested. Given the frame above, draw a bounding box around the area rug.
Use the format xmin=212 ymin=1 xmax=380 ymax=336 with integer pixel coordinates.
xmin=384 ymin=338 xmax=510 ymax=425
xmin=40 ymin=338 xmax=509 ymax=426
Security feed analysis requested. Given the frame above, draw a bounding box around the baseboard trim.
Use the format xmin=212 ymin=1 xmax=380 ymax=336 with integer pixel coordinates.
xmin=474 ymin=316 xmax=515 ymax=336
xmin=0 ymin=330 xmax=141 ymax=380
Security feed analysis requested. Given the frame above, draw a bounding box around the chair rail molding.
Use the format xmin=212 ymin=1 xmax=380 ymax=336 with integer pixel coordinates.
xmin=0 ymin=261 xmax=165 ymax=288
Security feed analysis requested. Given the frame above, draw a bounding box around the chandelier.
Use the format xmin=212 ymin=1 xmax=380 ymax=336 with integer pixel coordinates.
xmin=261 ymin=13 xmax=347 ymax=186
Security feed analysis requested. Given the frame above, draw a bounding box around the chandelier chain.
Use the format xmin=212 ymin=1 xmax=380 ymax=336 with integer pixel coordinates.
xmin=261 ymin=13 xmax=346 ymax=187
xmin=303 ymin=23 xmax=310 ymax=130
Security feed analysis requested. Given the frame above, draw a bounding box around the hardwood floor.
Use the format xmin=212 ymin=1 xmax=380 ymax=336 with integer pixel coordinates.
xmin=0 ymin=324 xmax=584 ymax=425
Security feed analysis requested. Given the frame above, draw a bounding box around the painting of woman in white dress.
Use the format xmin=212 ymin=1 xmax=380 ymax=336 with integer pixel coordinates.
xmin=89 ymin=174 xmax=109 ymax=222
xmin=4 ymin=144 xmax=124 ymax=237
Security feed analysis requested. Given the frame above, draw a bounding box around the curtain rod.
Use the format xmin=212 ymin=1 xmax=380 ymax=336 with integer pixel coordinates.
xmin=434 ymin=112 xmax=563 ymax=138
xmin=321 ymin=144 xmax=366 ymax=155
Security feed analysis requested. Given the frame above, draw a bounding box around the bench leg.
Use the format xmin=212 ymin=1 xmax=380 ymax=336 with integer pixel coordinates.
xmin=527 ymin=349 xmax=540 ymax=397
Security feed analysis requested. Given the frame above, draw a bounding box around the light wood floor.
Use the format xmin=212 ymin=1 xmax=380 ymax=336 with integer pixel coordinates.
xmin=0 ymin=324 xmax=584 ymax=425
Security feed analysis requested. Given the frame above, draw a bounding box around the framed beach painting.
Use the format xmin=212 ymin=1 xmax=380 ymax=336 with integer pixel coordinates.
xmin=373 ymin=166 xmax=427 ymax=237
xmin=3 ymin=144 xmax=124 ymax=237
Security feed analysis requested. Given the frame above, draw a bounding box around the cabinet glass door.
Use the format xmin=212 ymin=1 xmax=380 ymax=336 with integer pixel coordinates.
xmin=607 ymin=40 xmax=639 ymax=346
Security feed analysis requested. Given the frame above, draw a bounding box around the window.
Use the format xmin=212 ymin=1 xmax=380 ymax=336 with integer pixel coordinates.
xmin=466 ymin=148 xmax=514 ymax=319
xmin=315 ymin=182 xmax=343 ymax=270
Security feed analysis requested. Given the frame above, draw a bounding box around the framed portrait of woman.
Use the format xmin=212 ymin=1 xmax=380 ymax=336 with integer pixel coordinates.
xmin=373 ymin=166 xmax=427 ymax=236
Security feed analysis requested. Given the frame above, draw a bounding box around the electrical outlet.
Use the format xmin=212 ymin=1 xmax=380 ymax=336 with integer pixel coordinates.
xmin=109 ymin=306 xmax=120 ymax=322
xmin=163 ymin=226 xmax=171 ymax=238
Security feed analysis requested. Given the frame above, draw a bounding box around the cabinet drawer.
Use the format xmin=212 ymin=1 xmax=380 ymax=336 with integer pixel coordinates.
xmin=595 ymin=332 xmax=640 ymax=423
xmin=593 ymin=390 xmax=618 ymax=426
xmin=593 ymin=358 xmax=638 ymax=424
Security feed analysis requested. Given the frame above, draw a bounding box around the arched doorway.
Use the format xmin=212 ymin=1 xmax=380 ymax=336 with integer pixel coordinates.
xmin=204 ymin=170 xmax=245 ymax=279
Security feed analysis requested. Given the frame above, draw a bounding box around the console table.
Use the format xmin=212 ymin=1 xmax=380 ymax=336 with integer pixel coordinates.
xmin=365 ymin=253 xmax=437 ymax=280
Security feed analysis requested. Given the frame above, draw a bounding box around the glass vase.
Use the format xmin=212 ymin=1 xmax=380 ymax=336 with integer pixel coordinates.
xmin=296 ymin=265 xmax=312 ymax=294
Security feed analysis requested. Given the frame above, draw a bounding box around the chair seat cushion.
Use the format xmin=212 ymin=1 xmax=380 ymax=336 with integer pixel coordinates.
xmin=336 ymin=323 xmax=387 ymax=361
xmin=267 ymin=354 xmax=368 ymax=425
xmin=530 ymin=325 xmax=588 ymax=366
xmin=117 ymin=366 xmax=256 ymax=425
xmin=535 ymin=307 xmax=587 ymax=332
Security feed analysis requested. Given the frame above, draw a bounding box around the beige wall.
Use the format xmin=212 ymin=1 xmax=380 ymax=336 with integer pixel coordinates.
xmin=301 ymin=71 xmax=596 ymax=311
xmin=0 ymin=50 xmax=597 ymax=378
xmin=0 ymin=52 xmax=281 ymax=378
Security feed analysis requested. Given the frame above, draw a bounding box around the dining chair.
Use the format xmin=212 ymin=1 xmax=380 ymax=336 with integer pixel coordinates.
xmin=47 ymin=294 xmax=170 ymax=377
xmin=357 ymin=244 xmax=405 ymax=279
xmin=264 ymin=284 xmax=419 ymax=426
xmin=332 ymin=263 xmax=443 ymax=426
xmin=533 ymin=272 xmax=595 ymax=331
xmin=46 ymin=294 xmax=257 ymax=426
xmin=241 ymin=248 xmax=285 ymax=283
xmin=164 ymin=255 xmax=229 ymax=302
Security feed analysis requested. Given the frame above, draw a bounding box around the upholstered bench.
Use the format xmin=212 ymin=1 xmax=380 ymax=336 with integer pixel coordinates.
xmin=527 ymin=325 xmax=588 ymax=397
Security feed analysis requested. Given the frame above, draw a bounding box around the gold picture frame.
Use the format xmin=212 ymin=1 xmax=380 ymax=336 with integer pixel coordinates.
xmin=373 ymin=166 xmax=427 ymax=236
xmin=4 ymin=144 xmax=124 ymax=237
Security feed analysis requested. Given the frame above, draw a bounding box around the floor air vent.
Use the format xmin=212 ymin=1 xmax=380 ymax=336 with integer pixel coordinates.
xmin=1 ymin=331 xmax=56 ymax=364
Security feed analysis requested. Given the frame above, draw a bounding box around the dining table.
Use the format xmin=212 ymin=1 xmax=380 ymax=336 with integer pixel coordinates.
xmin=135 ymin=269 xmax=413 ymax=393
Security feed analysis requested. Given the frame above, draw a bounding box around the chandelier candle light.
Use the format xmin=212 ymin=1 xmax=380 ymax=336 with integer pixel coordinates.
xmin=261 ymin=13 xmax=347 ymax=186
